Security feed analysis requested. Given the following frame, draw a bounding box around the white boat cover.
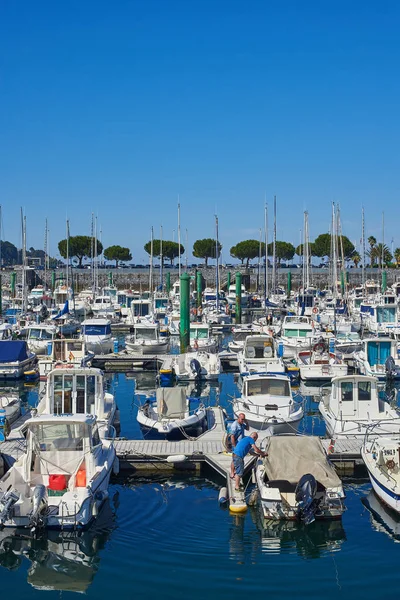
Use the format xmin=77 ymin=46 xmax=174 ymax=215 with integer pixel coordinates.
xmin=156 ymin=387 xmax=187 ymax=418
xmin=263 ymin=436 xmax=342 ymax=488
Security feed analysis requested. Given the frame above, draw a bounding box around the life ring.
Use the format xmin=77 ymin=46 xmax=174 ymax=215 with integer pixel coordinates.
xmin=312 ymin=307 xmax=319 ymax=314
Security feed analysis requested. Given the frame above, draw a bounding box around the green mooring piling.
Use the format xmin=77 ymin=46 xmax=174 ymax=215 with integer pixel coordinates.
xmin=235 ymin=272 xmax=242 ymax=324
xmin=109 ymin=272 xmax=113 ymax=287
xmin=287 ymin=271 xmax=292 ymax=297
xmin=180 ymin=273 xmax=191 ymax=352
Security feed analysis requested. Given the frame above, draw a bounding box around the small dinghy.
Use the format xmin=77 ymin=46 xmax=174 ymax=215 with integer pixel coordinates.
xmin=137 ymin=387 xmax=207 ymax=440
xmin=0 ymin=390 xmax=21 ymax=425
xmin=254 ymin=436 xmax=345 ymax=524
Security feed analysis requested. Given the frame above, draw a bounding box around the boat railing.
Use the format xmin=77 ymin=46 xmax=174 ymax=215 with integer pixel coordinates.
xmin=104 ymin=425 xmax=116 ymax=441
xmin=238 ymin=395 xmax=304 ymax=418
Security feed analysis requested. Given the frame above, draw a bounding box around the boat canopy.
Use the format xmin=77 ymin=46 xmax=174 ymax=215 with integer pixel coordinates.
xmin=0 ymin=341 xmax=30 ymax=363
xmin=156 ymin=387 xmax=187 ymax=418
xmin=263 ymin=436 xmax=342 ymax=488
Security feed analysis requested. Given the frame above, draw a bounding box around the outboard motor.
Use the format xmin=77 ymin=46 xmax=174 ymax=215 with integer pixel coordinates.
xmin=190 ymin=358 xmax=202 ymax=380
xmin=385 ymin=356 xmax=396 ymax=379
xmin=29 ymin=484 xmax=48 ymax=531
xmin=295 ymin=473 xmax=318 ymax=525
xmin=0 ymin=490 xmax=20 ymax=526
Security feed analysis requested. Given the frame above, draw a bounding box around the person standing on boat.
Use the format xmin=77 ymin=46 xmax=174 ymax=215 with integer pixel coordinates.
xmin=232 ymin=433 xmax=267 ymax=491
xmin=229 ymin=413 xmax=249 ymax=478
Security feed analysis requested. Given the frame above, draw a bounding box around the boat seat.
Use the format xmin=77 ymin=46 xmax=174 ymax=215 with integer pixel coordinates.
xmin=246 ymin=346 xmax=255 ymax=358
xmin=263 ymin=346 xmax=273 ymax=358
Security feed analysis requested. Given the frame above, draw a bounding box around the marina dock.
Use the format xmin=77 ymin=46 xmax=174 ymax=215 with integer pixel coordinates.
xmin=0 ymin=405 xmax=365 ymax=512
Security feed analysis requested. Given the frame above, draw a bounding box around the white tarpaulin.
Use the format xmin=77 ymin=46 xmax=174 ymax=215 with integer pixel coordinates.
xmin=156 ymin=388 xmax=187 ymax=418
xmin=263 ymin=436 xmax=342 ymax=488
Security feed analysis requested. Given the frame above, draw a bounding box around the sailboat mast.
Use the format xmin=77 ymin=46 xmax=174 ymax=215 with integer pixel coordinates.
xmin=177 ymin=200 xmax=181 ymax=281
xmin=272 ymin=195 xmax=277 ymax=293
xmin=215 ymin=215 xmax=220 ymax=313
xmin=361 ymin=207 xmax=365 ymax=289
xmin=160 ymin=225 xmax=163 ymax=291
xmin=264 ymin=201 xmax=269 ymax=303
xmin=149 ymin=226 xmax=154 ymax=294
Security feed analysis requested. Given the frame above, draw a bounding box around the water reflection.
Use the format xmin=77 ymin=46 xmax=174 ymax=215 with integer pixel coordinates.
xmin=0 ymin=500 xmax=115 ymax=592
xmin=248 ymin=506 xmax=346 ymax=559
xmin=362 ymin=490 xmax=400 ymax=542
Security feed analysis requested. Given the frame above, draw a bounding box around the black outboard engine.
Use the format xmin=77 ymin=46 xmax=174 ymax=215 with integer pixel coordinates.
xmin=385 ymin=356 xmax=396 ymax=379
xmin=190 ymin=358 xmax=202 ymax=380
xmin=295 ymin=473 xmax=318 ymax=525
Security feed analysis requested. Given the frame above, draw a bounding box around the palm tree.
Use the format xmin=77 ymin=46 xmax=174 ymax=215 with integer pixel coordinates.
xmin=352 ymin=252 xmax=361 ymax=268
xmin=368 ymin=236 xmax=377 ymax=266
xmin=394 ymin=248 xmax=400 ymax=267
xmin=369 ymin=243 xmax=392 ymax=267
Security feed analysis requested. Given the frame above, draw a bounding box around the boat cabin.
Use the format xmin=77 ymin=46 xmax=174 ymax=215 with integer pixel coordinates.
xmin=81 ymin=319 xmax=112 ymax=337
xmin=327 ymin=375 xmax=382 ymax=419
xmin=44 ymin=367 xmax=107 ymax=419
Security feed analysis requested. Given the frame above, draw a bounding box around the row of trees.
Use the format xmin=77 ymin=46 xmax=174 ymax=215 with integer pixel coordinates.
xmin=3 ymin=233 xmax=400 ymax=269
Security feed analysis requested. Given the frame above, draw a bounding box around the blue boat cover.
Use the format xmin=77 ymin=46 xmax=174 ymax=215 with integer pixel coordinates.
xmin=0 ymin=341 xmax=30 ymax=363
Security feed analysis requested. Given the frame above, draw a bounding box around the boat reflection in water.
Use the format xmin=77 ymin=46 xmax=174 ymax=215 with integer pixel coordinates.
xmin=0 ymin=500 xmax=115 ymax=592
xmin=228 ymin=508 xmax=346 ymax=563
xmin=362 ymin=490 xmax=400 ymax=542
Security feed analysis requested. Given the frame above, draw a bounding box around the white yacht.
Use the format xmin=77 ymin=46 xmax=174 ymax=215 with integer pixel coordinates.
xmin=37 ymin=338 xmax=93 ymax=380
xmin=125 ymin=322 xmax=169 ymax=354
xmin=0 ymin=413 xmax=116 ymax=530
xmin=319 ymin=375 xmax=400 ymax=439
xmin=280 ymin=316 xmax=320 ymax=358
xmin=189 ymin=322 xmax=218 ymax=353
xmin=233 ymin=373 xmax=303 ymax=436
xmin=80 ymin=319 xmax=115 ymax=354
xmin=237 ymin=334 xmax=285 ymax=376
xmin=297 ymin=342 xmax=348 ymax=381
xmin=26 ymin=324 xmax=58 ymax=356
xmin=362 ymin=437 xmax=400 ymax=515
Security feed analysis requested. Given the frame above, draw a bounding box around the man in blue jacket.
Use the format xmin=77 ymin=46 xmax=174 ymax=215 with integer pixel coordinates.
xmin=232 ymin=432 xmax=267 ymax=491
xmin=229 ymin=413 xmax=249 ymax=478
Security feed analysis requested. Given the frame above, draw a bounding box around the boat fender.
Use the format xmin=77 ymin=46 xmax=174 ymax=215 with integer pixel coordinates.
xmin=166 ymin=454 xmax=187 ymax=463
xmin=218 ymin=487 xmax=228 ymax=504
xmin=113 ymin=456 xmax=120 ymax=475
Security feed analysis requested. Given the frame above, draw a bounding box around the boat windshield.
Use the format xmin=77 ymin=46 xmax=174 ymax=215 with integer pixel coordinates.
xmin=190 ymin=328 xmax=209 ymax=339
xmin=30 ymin=422 xmax=89 ymax=452
xmin=283 ymin=328 xmax=310 ymax=338
xmin=246 ymin=378 xmax=290 ymax=397
xmin=28 ymin=329 xmax=54 ymax=340
xmin=135 ymin=328 xmax=157 ymax=341
xmin=83 ymin=324 xmax=111 ymax=336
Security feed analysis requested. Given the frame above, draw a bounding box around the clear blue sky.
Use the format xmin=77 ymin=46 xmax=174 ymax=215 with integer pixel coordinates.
xmin=1 ymin=0 xmax=399 ymax=262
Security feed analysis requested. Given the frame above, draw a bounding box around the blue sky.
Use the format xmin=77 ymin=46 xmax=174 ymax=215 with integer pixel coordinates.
xmin=1 ymin=0 xmax=399 ymax=262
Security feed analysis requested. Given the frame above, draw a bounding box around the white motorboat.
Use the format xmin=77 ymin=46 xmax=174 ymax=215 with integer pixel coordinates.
xmin=228 ymin=325 xmax=262 ymax=353
xmin=189 ymin=322 xmax=218 ymax=353
xmin=170 ymin=351 xmax=221 ymax=381
xmin=26 ymin=324 xmax=58 ymax=356
xmin=0 ymin=341 xmax=37 ymax=380
xmin=37 ymin=338 xmax=94 ymax=380
xmin=0 ymin=324 xmax=13 ymax=341
xmin=297 ymin=342 xmax=348 ymax=381
xmin=36 ymin=366 xmax=118 ymax=439
xmin=280 ymin=316 xmax=321 ymax=358
xmin=319 ymin=375 xmax=400 ymax=439
xmin=137 ymin=387 xmax=207 ymax=440
xmin=237 ymin=334 xmax=285 ymax=376
xmin=234 ymin=373 xmax=303 ymax=436
xmin=254 ymin=435 xmax=346 ymax=523
xmin=0 ymin=413 xmax=116 ymax=529
xmin=91 ymin=295 xmax=118 ymax=318
xmin=354 ymin=337 xmax=400 ymax=381
xmin=80 ymin=319 xmax=115 ymax=354
xmin=362 ymin=437 xmax=400 ymax=515
xmin=125 ymin=322 xmax=169 ymax=354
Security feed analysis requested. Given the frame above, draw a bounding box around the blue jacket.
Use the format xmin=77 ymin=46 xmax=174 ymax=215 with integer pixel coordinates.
xmin=233 ymin=436 xmax=255 ymax=458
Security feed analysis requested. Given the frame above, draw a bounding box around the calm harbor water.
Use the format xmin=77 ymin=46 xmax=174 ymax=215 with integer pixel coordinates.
xmin=1 ymin=370 xmax=400 ymax=598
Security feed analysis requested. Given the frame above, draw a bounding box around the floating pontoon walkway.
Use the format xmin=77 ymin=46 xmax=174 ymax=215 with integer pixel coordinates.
xmin=0 ymin=407 xmax=365 ymax=512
